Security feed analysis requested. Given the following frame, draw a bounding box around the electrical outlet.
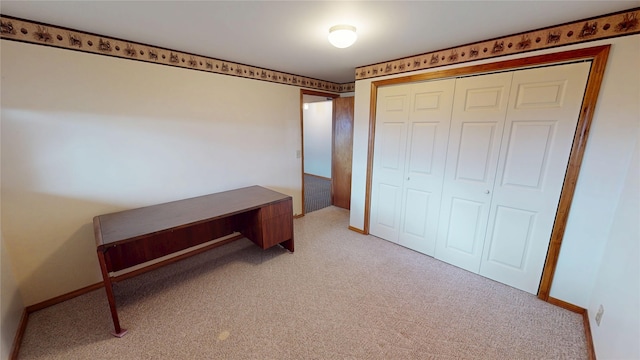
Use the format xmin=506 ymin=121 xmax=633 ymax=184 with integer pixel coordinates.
xmin=296 ymin=150 xmax=301 ymax=159
xmin=595 ymin=304 xmax=604 ymax=326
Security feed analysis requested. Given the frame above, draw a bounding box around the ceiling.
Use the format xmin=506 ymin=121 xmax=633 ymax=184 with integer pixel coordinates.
xmin=1 ymin=1 xmax=637 ymax=84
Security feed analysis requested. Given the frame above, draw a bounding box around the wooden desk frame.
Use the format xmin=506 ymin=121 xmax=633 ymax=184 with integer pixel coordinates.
xmin=93 ymin=186 xmax=294 ymax=337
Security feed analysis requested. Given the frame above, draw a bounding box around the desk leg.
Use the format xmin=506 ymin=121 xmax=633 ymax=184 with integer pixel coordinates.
xmin=281 ymin=239 xmax=294 ymax=252
xmin=97 ymin=250 xmax=128 ymax=337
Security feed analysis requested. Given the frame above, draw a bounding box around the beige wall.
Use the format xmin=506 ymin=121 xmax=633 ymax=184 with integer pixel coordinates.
xmin=1 ymin=115 xmax=25 ymax=359
xmin=1 ymin=236 xmax=23 ymax=360
xmin=588 ymin=134 xmax=639 ymax=359
xmin=1 ymin=40 xmax=305 ymax=305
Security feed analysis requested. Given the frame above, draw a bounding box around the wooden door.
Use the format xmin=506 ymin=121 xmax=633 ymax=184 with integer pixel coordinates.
xmin=435 ymin=72 xmax=513 ymax=273
xmin=332 ymin=97 xmax=354 ymax=209
xmin=479 ymin=62 xmax=591 ymax=293
xmin=398 ymin=79 xmax=455 ymax=255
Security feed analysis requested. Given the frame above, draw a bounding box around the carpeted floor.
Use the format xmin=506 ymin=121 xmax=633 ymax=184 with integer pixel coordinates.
xmin=304 ymin=173 xmax=331 ymax=213
xmin=18 ymin=206 xmax=587 ymax=359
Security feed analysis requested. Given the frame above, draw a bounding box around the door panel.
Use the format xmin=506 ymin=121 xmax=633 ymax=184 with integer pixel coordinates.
xmin=332 ymin=97 xmax=354 ymax=209
xmin=480 ymin=62 xmax=591 ymax=293
xmin=435 ymin=72 xmax=513 ymax=272
xmin=407 ymin=122 xmax=437 ymax=174
xmin=455 ymin=122 xmax=498 ymax=182
xmin=500 ymin=121 xmax=556 ymax=189
xmin=402 ymin=189 xmax=431 ymax=237
xmin=446 ymin=198 xmax=484 ymax=255
xmin=464 ymin=86 xmax=506 ymax=111
xmin=485 ymin=206 xmax=536 ymax=269
xmin=375 ymin=183 xmax=402 ymax=231
xmin=370 ymin=86 xmax=410 ymax=242
xmin=398 ymin=79 xmax=455 ymax=255
xmin=514 ymin=80 xmax=567 ymax=109
xmin=379 ymin=123 xmax=406 ymax=170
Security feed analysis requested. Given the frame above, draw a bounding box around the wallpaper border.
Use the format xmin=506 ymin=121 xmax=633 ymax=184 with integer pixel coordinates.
xmin=355 ymin=8 xmax=639 ymax=80
xmin=1 ymin=9 xmax=638 ymax=89
xmin=0 ymin=15 xmax=355 ymax=93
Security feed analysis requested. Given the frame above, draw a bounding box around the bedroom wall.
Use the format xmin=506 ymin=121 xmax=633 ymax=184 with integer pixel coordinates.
xmin=1 ymin=236 xmax=23 ymax=360
xmin=1 ymin=118 xmax=25 ymax=360
xmin=349 ymin=34 xmax=640 ymax=307
xmin=303 ymin=101 xmax=332 ymax=178
xmin=588 ymin=134 xmax=639 ymax=359
xmin=1 ymin=40 xmax=305 ymax=305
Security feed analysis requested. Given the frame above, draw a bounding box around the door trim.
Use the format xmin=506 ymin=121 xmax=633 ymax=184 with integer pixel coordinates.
xmin=300 ymin=89 xmax=339 ymax=216
xmin=363 ymin=45 xmax=610 ymax=300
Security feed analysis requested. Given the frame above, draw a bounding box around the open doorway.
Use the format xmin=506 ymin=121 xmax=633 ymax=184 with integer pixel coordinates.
xmin=300 ymin=90 xmax=354 ymax=216
xmin=302 ymin=95 xmax=334 ymax=213
xmin=300 ymin=90 xmax=339 ymax=214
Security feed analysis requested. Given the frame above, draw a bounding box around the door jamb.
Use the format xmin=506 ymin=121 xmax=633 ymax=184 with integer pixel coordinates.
xmin=363 ymin=45 xmax=610 ymax=300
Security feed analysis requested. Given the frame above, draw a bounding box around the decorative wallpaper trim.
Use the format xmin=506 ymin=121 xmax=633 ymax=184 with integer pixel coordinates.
xmin=1 ymin=9 xmax=637 ymax=88
xmin=0 ymin=15 xmax=356 ymax=93
xmin=355 ymin=8 xmax=639 ymax=80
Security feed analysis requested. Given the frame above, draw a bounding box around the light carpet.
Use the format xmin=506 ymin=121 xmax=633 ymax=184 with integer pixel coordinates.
xmin=18 ymin=206 xmax=587 ymax=359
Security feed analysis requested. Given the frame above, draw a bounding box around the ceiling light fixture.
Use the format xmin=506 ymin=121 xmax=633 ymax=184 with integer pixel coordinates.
xmin=328 ymin=24 xmax=357 ymax=48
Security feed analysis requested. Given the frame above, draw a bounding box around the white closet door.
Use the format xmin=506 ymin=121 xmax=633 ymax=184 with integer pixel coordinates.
xmin=370 ymin=85 xmax=410 ymax=242
xmin=435 ymin=72 xmax=513 ymax=273
xmin=398 ymin=79 xmax=455 ymax=255
xmin=479 ymin=62 xmax=591 ymax=293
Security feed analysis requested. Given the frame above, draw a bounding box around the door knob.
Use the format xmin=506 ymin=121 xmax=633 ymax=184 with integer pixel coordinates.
xmin=484 ymin=190 xmax=490 ymax=194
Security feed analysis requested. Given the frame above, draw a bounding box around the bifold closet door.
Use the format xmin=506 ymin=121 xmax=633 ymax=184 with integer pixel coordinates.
xmin=435 ymin=72 xmax=513 ymax=273
xmin=370 ymin=84 xmax=410 ymax=242
xmin=398 ymin=80 xmax=455 ymax=255
xmin=370 ymin=79 xmax=455 ymax=255
xmin=479 ymin=62 xmax=591 ymax=293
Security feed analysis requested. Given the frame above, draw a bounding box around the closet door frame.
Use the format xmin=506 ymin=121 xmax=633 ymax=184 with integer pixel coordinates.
xmin=363 ymin=45 xmax=610 ymax=301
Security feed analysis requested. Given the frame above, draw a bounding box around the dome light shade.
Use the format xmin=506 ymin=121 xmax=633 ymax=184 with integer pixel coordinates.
xmin=328 ymin=25 xmax=357 ymax=48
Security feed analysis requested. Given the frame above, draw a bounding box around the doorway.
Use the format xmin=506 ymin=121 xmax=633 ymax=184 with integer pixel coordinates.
xmin=300 ymin=89 xmax=353 ymax=215
xmin=303 ymin=97 xmax=333 ymax=213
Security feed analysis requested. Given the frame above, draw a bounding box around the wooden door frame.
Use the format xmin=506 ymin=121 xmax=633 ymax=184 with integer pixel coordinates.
xmin=363 ymin=45 xmax=610 ymax=300
xmin=300 ymin=89 xmax=340 ymax=216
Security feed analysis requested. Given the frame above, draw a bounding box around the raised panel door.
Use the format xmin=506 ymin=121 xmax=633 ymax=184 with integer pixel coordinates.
xmin=435 ymin=72 xmax=513 ymax=273
xmin=479 ymin=62 xmax=591 ymax=293
xmin=370 ymin=85 xmax=410 ymax=242
xmin=398 ymin=79 xmax=455 ymax=255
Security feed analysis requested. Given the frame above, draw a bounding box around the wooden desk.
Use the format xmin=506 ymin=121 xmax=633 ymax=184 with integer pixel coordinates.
xmin=93 ymin=186 xmax=294 ymax=337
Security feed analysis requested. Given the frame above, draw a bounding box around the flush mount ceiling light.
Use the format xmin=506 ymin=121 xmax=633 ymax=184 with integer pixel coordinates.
xmin=328 ymin=24 xmax=357 ymax=48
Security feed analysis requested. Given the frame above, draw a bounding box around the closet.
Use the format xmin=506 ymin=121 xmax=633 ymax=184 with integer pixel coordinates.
xmin=370 ymin=62 xmax=591 ymax=294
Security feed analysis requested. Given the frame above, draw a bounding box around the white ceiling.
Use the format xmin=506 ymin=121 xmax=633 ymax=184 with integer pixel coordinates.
xmin=1 ymin=1 xmax=637 ymax=84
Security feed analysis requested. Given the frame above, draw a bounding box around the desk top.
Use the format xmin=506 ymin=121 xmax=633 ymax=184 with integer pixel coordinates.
xmin=94 ymin=186 xmax=291 ymax=248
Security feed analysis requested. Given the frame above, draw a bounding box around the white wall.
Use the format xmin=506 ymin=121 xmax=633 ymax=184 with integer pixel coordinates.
xmin=1 ymin=237 xmax=23 ymax=360
xmin=1 ymin=40 xmax=304 ymax=305
xmin=350 ymin=35 xmax=640 ymax=308
xmin=1 ymin=117 xmax=25 ymax=360
xmin=303 ymin=101 xmax=332 ymax=178
xmin=550 ymin=36 xmax=640 ymax=307
xmin=588 ymin=134 xmax=639 ymax=359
